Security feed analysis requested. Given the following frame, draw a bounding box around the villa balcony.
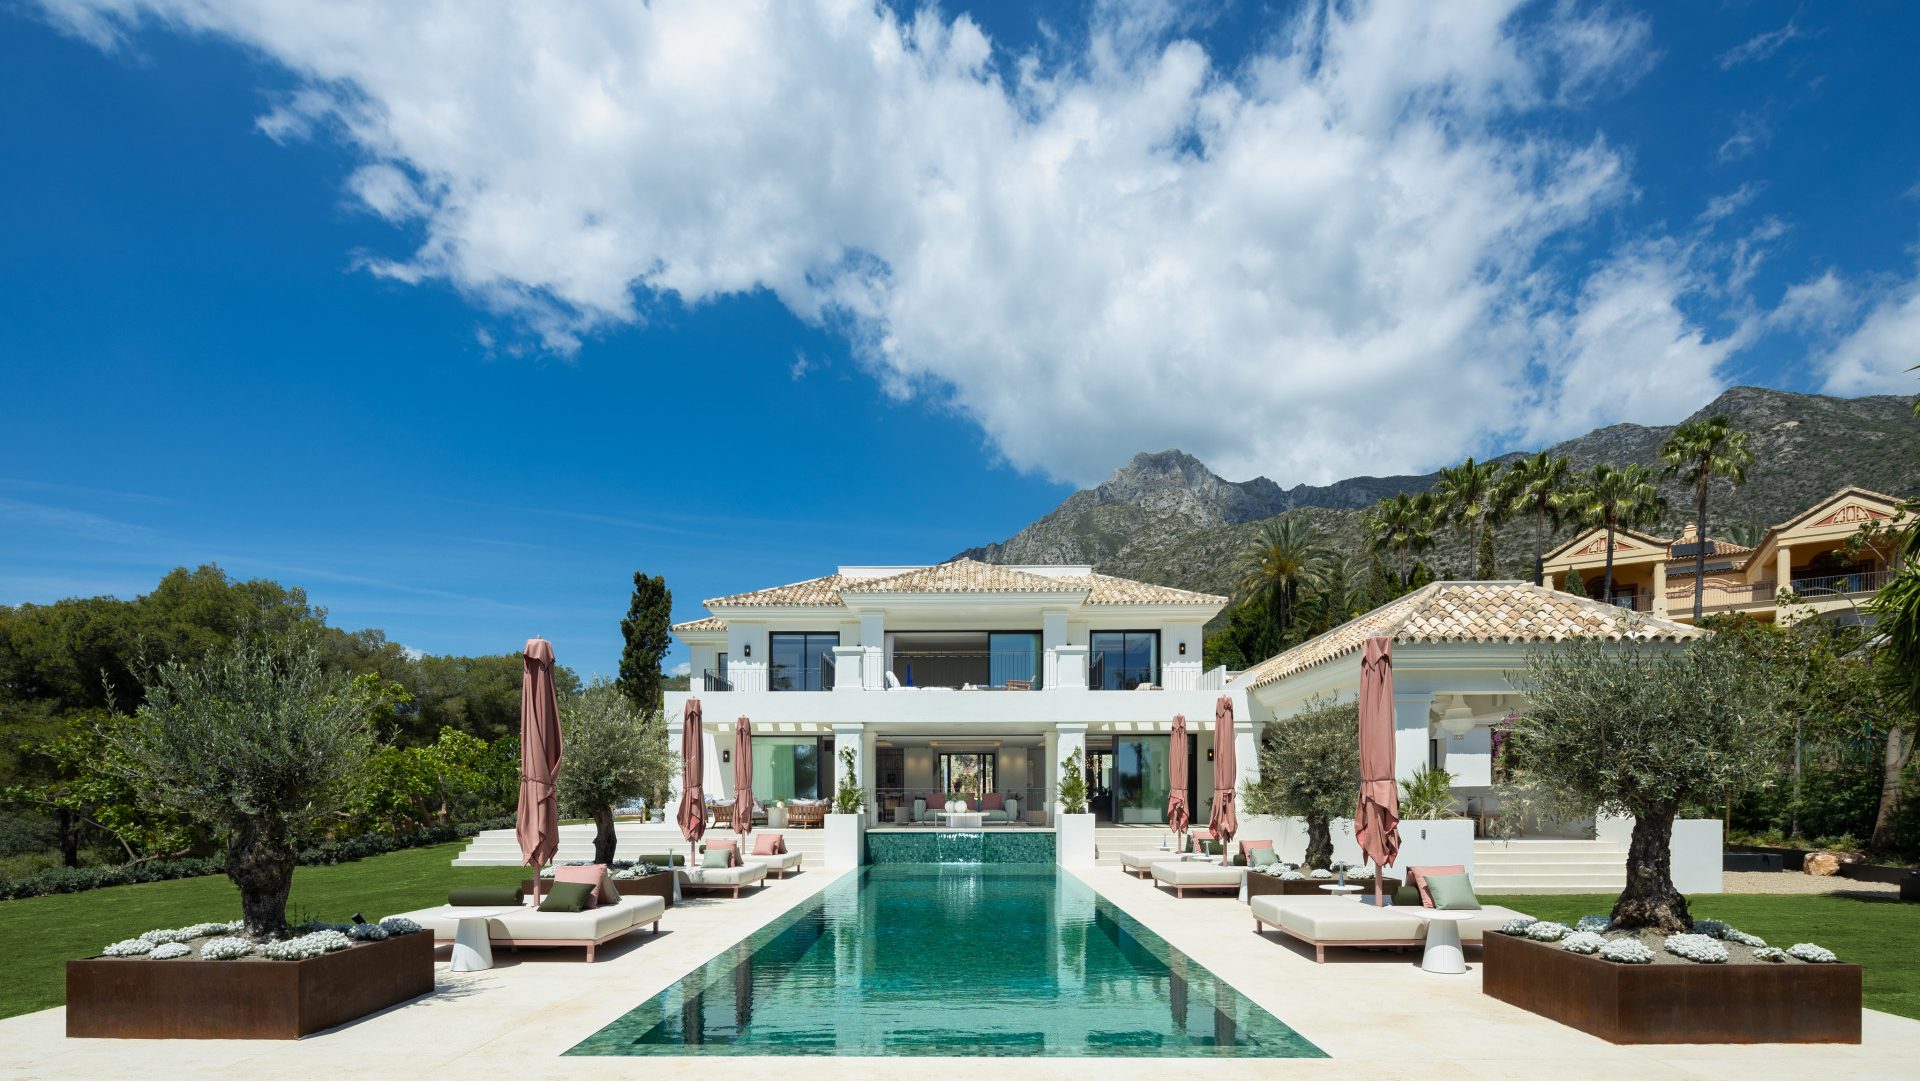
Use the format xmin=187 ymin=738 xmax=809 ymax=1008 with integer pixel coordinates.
xmin=1789 ymin=568 xmax=1893 ymax=600
xmin=889 ymin=649 xmax=1040 ymax=690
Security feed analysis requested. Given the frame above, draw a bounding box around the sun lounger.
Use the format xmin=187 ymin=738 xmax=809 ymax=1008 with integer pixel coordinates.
xmin=1150 ymin=860 xmax=1245 ymax=896
xmin=1116 ymin=851 xmax=1188 ymax=877
xmin=743 ymin=850 xmax=803 ymax=878
xmin=676 ymin=862 xmax=769 ymax=898
xmin=404 ymin=893 xmax=666 ymax=963
xmin=1249 ymin=895 xmax=1530 ymax=963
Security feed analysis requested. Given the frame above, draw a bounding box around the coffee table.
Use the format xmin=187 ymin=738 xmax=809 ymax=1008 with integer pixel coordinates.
xmin=409 ymin=904 xmax=522 ymax=972
xmin=1408 ymin=909 xmax=1477 ymax=974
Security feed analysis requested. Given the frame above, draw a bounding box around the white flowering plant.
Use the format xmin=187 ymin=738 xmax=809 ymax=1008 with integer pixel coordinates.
xmin=1691 ymin=919 xmax=1732 ymax=939
xmin=1497 ymin=917 xmax=1538 ymax=936
xmin=1725 ymin=929 xmax=1766 ymax=948
xmin=200 ymin=937 xmax=254 ymax=960
xmin=346 ymin=923 xmax=389 ymax=942
xmin=378 ymin=917 xmax=422 ymax=936
xmin=149 ymin=943 xmax=191 ymax=960
xmin=1524 ymin=921 xmax=1572 ymax=942
xmin=1561 ymin=931 xmax=1605 ymax=955
xmin=1575 ymin=915 xmax=1611 ymax=934
xmin=103 ymin=938 xmax=154 ymax=957
xmin=1663 ymin=934 xmax=1729 ymax=963
xmin=139 ymin=928 xmax=196 ymax=945
xmin=1599 ymin=939 xmax=1655 ymax=964
xmin=1787 ymin=943 xmax=1838 ymax=963
xmin=1309 ymin=868 xmax=1333 ymax=879
xmin=1752 ymin=947 xmax=1787 ymax=963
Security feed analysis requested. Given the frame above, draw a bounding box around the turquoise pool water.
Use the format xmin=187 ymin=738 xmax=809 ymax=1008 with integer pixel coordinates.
xmin=567 ymin=864 xmax=1324 ymax=1058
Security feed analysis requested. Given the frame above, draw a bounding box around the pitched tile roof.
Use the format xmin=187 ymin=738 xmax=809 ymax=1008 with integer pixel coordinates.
xmin=839 ymin=559 xmax=1079 ymax=595
xmin=1078 ymin=572 xmax=1226 ymax=606
xmin=704 ymin=573 xmax=848 ymax=608
xmin=1235 ymin=581 xmax=1705 ymax=690
xmin=670 ymin=616 xmax=727 ymax=633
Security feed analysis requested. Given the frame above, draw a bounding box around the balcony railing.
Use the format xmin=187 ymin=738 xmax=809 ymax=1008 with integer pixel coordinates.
xmin=701 ymin=669 xmax=732 ymax=692
xmin=1789 ymin=569 xmax=1893 ymax=598
xmin=770 ymin=650 xmax=835 ymax=692
xmin=1090 ymin=651 xmax=1158 ymax=690
xmin=889 ymin=650 xmax=1039 ymax=690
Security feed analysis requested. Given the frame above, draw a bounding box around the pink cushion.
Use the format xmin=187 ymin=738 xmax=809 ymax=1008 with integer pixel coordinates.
xmin=981 ymin=793 xmax=1004 ymax=810
xmin=752 ymin=833 xmax=781 ymax=856
xmin=552 ymin=864 xmax=609 ymax=908
xmin=927 ymin=792 xmax=947 ymax=805
xmin=706 ymin=840 xmax=739 ymax=867
xmin=1239 ymin=839 xmax=1273 ymax=859
xmin=1408 ymin=864 xmax=1466 ymax=908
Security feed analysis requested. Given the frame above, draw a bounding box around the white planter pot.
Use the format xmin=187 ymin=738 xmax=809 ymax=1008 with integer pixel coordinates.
xmin=766 ymin=805 xmax=788 ymax=830
xmin=1056 ymin=812 xmax=1096 ymax=869
xmin=825 ymin=812 xmax=866 ymax=869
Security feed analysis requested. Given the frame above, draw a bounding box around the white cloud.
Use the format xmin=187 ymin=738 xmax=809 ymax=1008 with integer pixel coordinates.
xmin=1818 ymin=266 xmax=1920 ymax=397
xmin=1718 ymin=113 xmax=1771 ymax=162
xmin=39 ymin=0 xmax=1758 ymax=484
xmin=669 ymin=661 xmax=692 ymax=678
xmin=1717 ymin=20 xmax=1802 ymax=70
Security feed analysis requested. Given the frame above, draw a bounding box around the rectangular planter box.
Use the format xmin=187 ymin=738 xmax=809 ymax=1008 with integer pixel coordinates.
xmin=1246 ymin=874 xmax=1400 ymax=900
xmin=1482 ymin=931 xmax=1861 ymax=1044
xmin=67 ymin=929 xmax=433 ymax=1040
xmin=522 ymin=870 xmax=674 ymax=908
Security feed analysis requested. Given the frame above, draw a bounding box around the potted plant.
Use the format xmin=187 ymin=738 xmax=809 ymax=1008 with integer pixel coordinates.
xmin=1482 ymin=637 xmax=1861 ymax=1044
xmin=1055 ymin=749 xmax=1095 ymax=868
xmin=767 ymin=800 xmax=788 ymax=829
xmin=825 ymin=747 xmax=867 ymax=868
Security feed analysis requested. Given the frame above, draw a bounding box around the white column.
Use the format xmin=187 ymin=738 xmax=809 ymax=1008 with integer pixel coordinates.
xmin=831 ymin=645 xmax=864 ymax=693
xmin=1234 ymin=719 xmax=1261 ymax=791
xmin=1054 ymin=644 xmax=1089 ymax=691
xmin=859 ymin=611 xmax=886 ymax=689
xmin=1042 ymin=726 xmax=1060 ymax=818
xmin=1652 ymin=560 xmax=1669 ymax=617
xmin=1042 ymin=609 xmax=1068 ymax=689
xmin=1393 ymin=692 xmax=1433 ymax=784
xmin=860 ymin=727 xmax=878 ymax=825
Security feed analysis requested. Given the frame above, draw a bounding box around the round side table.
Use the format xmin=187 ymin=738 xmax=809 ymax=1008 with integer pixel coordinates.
xmin=1408 ymin=909 xmax=1478 ymax=974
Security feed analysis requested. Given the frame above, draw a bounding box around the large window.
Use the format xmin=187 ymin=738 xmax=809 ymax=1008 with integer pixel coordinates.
xmin=888 ymin=630 xmax=1041 ymax=689
xmin=751 ymin=737 xmax=828 ymax=801
xmin=937 ymin=752 xmax=996 ymax=797
xmin=769 ymin=632 xmax=838 ymax=691
xmin=1090 ymin=631 xmax=1159 ymax=690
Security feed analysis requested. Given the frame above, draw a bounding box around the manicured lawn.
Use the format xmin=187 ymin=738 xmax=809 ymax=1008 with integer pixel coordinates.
xmin=0 ymin=840 xmax=523 ymax=1022
xmin=1484 ymin=892 xmax=1920 ymax=1022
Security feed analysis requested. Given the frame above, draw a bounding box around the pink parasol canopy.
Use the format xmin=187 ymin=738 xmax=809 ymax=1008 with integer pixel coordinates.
xmin=731 ymin=716 xmax=754 ymax=837
xmin=1355 ymin=635 xmax=1401 ymax=905
xmin=515 ymin=638 xmax=563 ymax=902
xmin=1167 ymin=713 xmax=1190 ymax=842
xmin=1208 ymin=696 xmax=1238 ymax=846
xmin=678 ymin=699 xmax=707 ymax=866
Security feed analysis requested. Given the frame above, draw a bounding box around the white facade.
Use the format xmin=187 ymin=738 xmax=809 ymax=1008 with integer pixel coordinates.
xmin=664 ymin=561 xmax=1251 ymax=827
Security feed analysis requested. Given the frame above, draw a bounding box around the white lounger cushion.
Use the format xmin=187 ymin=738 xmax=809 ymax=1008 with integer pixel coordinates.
xmin=1117 ymin=851 xmax=1188 ymax=872
xmin=743 ymin=851 xmax=803 ymax=871
xmin=1152 ymin=862 xmax=1245 ymax=887
xmin=677 ymin=863 xmax=769 ymax=888
xmin=408 ymin=894 xmax=665 ymax=942
xmin=1252 ymin=895 xmax=1528 ymax=943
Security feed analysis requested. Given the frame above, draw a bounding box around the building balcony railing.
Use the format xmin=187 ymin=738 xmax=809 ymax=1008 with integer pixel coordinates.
xmin=888 ymin=650 xmax=1039 ymax=691
xmin=1090 ymin=652 xmax=1158 ymax=690
xmin=1789 ymin=569 xmax=1893 ymax=599
xmin=701 ymin=669 xmax=732 ymax=692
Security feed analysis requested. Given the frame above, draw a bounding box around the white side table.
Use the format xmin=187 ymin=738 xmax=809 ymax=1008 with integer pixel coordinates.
xmin=1408 ymin=909 xmax=1478 ymax=974
xmin=412 ymin=905 xmax=522 ymax=972
xmin=1318 ymin=883 xmax=1364 ymax=901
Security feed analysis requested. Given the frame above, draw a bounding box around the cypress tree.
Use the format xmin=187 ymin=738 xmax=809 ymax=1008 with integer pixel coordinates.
xmin=617 ymin=573 xmax=673 ymax=716
xmin=1563 ymin=567 xmax=1588 ymax=598
xmin=1477 ymin=528 xmax=1497 ymax=579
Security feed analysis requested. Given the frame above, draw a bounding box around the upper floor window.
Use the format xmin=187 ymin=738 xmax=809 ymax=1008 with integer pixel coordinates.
xmin=770 ymin=632 xmax=839 ymax=691
xmin=1090 ymin=631 xmax=1158 ymax=690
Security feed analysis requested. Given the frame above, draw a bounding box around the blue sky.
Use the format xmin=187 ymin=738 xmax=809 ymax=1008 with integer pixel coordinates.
xmin=4 ymin=1 xmax=1919 ymax=677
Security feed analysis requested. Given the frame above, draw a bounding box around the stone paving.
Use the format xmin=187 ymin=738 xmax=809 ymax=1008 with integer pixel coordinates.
xmin=2 ymin=864 xmax=1916 ymax=1080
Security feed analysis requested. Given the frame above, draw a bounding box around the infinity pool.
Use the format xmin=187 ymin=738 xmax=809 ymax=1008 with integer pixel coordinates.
xmin=566 ymin=864 xmax=1324 ymax=1058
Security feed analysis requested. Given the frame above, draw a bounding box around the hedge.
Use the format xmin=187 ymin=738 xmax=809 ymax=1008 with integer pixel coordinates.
xmin=0 ymin=816 xmax=515 ymax=902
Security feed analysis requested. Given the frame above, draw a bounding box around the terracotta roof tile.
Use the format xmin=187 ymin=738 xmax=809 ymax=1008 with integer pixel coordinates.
xmin=840 ymin=559 xmax=1078 ymax=595
xmin=671 ymin=616 xmax=727 ymax=633
xmin=1235 ymin=581 xmax=1704 ymax=690
xmin=704 ymin=573 xmax=848 ymax=608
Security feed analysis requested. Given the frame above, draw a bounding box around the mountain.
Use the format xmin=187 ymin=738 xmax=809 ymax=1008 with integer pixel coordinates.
xmin=956 ymin=387 xmax=1920 ymax=601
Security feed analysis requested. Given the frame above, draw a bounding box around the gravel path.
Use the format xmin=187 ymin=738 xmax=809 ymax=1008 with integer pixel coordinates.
xmin=1722 ymin=870 xmax=1899 ymax=896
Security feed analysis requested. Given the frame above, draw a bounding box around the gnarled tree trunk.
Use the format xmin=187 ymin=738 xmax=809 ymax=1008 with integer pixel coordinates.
xmin=591 ymin=805 xmax=618 ymax=865
xmin=1870 ymin=724 xmax=1914 ymax=855
xmin=1303 ymin=815 xmax=1332 ymax=870
xmin=1609 ymin=809 xmax=1691 ymax=932
xmin=228 ymin=819 xmax=296 ymax=939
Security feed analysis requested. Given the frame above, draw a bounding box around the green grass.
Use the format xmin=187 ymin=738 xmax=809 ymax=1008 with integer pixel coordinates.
xmin=0 ymin=840 xmax=523 ymax=1022
xmin=1483 ymin=892 xmax=1920 ymax=1022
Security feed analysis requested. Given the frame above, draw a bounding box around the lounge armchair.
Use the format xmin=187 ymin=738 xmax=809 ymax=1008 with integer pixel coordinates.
xmin=786 ymin=800 xmax=826 ymax=828
xmin=1249 ymin=895 xmax=1530 ymax=963
xmin=1150 ymin=861 xmax=1245 ymax=897
xmin=404 ymin=893 xmax=665 ymax=963
xmin=676 ymin=862 xmax=769 ymax=898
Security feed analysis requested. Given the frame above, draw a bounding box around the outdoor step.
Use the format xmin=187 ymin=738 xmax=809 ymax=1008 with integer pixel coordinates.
xmin=1474 ymin=852 xmax=1627 ymax=866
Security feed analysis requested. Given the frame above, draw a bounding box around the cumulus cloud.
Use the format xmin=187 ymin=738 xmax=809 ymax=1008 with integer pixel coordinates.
xmin=1817 ymin=266 xmax=1920 ymax=397
xmin=38 ymin=0 xmax=1760 ymax=483
xmin=669 ymin=661 xmax=692 ymax=678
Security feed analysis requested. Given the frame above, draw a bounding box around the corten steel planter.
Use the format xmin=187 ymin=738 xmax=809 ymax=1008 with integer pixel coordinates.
xmin=1482 ymin=932 xmax=1862 ymax=1044
xmin=522 ymin=870 xmax=674 ymax=907
xmin=66 ymin=930 xmax=433 ymax=1040
xmin=1245 ymin=874 xmax=1400 ymax=900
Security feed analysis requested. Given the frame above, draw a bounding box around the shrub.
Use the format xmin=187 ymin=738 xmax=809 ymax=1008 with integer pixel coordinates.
xmin=102 ymin=938 xmax=152 ymax=957
xmin=1398 ymin=766 xmax=1460 ymax=819
xmin=346 ymin=922 xmax=389 ymax=942
xmin=378 ymin=916 xmax=422 ymax=936
xmin=1599 ymin=938 xmax=1655 ymax=964
xmin=1561 ymin=931 xmax=1605 ymax=954
xmin=1498 ymin=917 xmax=1538 ymax=935
xmin=1246 ymin=697 xmax=1357 ymax=868
xmin=1057 ymin=748 xmax=1088 ymax=815
xmin=1787 ymin=942 xmax=1838 ymax=963
xmin=199 ymin=937 xmax=253 ymax=960
xmin=1575 ymin=915 xmax=1611 ymax=934
xmin=1524 ymin=921 xmax=1572 ymax=942
xmin=149 ymin=943 xmax=191 ymax=960
xmin=1663 ymin=934 xmax=1729 ymax=963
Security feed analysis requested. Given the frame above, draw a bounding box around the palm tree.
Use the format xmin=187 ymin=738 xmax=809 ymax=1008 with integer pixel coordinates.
xmin=1433 ymin=457 xmax=1502 ymax=571
xmin=1658 ymin=416 xmax=1754 ymax=622
xmin=1867 ymin=504 xmax=1919 ymax=853
xmin=1498 ymin=452 xmax=1574 ymax=587
xmin=1564 ymin=464 xmax=1666 ymax=604
xmin=1364 ymin=491 xmax=1437 ymax=581
xmin=1235 ymin=518 xmax=1332 ymax=640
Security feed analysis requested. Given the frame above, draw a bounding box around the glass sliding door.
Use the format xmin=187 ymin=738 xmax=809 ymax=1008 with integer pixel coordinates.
xmin=1090 ymin=631 xmax=1159 ymax=689
xmin=988 ymin=632 xmax=1040 ymax=688
xmin=769 ymin=632 xmax=838 ymax=691
xmin=752 ymin=737 xmax=826 ymax=801
xmin=1112 ymin=736 xmax=1173 ymax=824
xmin=937 ymin=752 xmax=996 ymax=799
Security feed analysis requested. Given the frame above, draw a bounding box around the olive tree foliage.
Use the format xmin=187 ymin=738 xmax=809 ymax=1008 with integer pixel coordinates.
xmin=1504 ymin=636 xmax=1785 ymax=932
xmin=556 ymin=681 xmax=675 ymax=864
xmin=1244 ymin=696 xmax=1359 ymax=869
xmin=109 ymin=634 xmax=378 ymax=937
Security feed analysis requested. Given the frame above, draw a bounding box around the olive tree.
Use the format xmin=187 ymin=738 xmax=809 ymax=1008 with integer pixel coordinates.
xmin=1245 ymin=696 xmax=1358 ymax=869
xmin=1506 ymin=636 xmax=1784 ymax=931
xmin=112 ymin=635 xmax=377 ymax=937
xmin=556 ymin=681 xmax=675 ymax=864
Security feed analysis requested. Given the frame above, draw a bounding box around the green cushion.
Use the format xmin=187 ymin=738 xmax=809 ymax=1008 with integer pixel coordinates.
xmin=1392 ymin=885 xmax=1423 ymax=907
xmin=630 ymin=852 xmax=685 ymax=866
xmin=1424 ymin=872 xmax=1481 ymax=911
xmin=1249 ymin=848 xmax=1279 ymax=868
xmin=701 ymin=848 xmax=732 ymax=869
xmin=537 ymin=880 xmax=593 ymax=913
xmin=448 ymin=886 xmax=522 ymax=907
